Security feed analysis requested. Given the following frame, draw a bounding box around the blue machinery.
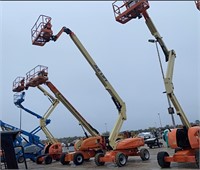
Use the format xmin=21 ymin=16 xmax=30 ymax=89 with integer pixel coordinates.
xmin=0 ymin=120 xmax=44 ymax=163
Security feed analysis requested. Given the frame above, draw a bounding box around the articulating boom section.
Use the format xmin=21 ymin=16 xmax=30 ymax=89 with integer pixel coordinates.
xmin=112 ymin=0 xmax=190 ymax=129
xmin=141 ymin=6 xmax=191 ymax=129
xmin=25 ymin=65 xmax=99 ymax=137
xmin=36 ymin=85 xmax=60 ymax=144
xmin=31 ymin=16 xmax=126 ymax=150
xmin=13 ymin=70 xmax=59 ymax=144
xmin=24 ymin=66 xmax=59 ymax=144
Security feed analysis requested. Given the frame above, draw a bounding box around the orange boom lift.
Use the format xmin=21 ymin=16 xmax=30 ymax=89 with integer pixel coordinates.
xmin=24 ymin=65 xmax=103 ymax=166
xmin=112 ymin=0 xmax=200 ymax=168
xmin=30 ymin=15 xmax=150 ymax=167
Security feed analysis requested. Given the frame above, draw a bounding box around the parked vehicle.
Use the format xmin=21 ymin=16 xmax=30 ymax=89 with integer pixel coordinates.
xmin=138 ymin=132 xmax=154 ymax=140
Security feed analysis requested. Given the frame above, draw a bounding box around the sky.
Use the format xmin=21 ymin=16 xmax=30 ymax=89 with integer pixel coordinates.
xmin=1 ymin=1 xmax=199 ymax=140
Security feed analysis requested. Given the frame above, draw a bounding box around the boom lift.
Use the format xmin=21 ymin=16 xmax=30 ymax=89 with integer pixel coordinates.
xmin=0 ymin=120 xmax=44 ymax=163
xmin=30 ymin=15 xmax=150 ymax=167
xmin=12 ymin=76 xmax=62 ymax=164
xmin=112 ymin=0 xmax=200 ymax=168
xmin=24 ymin=65 xmax=103 ymax=166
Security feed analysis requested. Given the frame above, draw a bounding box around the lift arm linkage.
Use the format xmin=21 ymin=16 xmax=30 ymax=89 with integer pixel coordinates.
xmin=141 ymin=9 xmax=190 ymax=129
xmin=37 ymin=85 xmax=60 ymax=144
xmin=13 ymin=74 xmax=60 ymax=144
xmin=164 ymin=51 xmax=190 ymax=128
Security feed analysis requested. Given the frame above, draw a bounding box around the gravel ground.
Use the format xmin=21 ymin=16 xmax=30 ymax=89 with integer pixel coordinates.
xmin=17 ymin=143 xmax=198 ymax=170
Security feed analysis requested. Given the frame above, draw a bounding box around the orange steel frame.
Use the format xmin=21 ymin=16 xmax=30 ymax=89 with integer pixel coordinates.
xmin=112 ymin=0 xmax=149 ymax=24
xmin=31 ymin=15 xmax=52 ymax=46
xmin=12 ymin=76 xmax=25 ymax=92
xmin=25 ymin=65 xmax=48 ymax=89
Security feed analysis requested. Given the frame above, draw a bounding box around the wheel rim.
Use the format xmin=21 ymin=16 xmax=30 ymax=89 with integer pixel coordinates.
xmin=144 ymin=150 xmax=149 ymax=159
xmin=119 ymin=154 xmax=126 ymax=165
xmin=18 ymin=156 xmax=24 ymax=163
xmin=77 ymin=155 xmax=83 ymax=163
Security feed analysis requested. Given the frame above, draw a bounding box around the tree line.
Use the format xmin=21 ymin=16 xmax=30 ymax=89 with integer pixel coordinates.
xmin=41 ymin=120 xmax=199 ymax=146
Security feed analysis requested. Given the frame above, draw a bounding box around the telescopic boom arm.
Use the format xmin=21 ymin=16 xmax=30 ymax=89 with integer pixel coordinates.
xmin=62 ymin=28 xmax=126 ymax=149
xmin=31 ymin=15 xmax=126 ymax=149
xmin=44 ymin=80 xmax=100 ymax=137
xmin=50 ymin=28 xmax=126 ymax=149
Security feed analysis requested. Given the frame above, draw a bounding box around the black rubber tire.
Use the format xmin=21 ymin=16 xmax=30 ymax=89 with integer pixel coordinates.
xmin=44 ymin=155 xmax=52 ymax=164
xmin=195 ymin=150 xmax=199 ymax=168
xmin=115 ymin=152 xmax=127 ymax=167
xmin=94 ymin=153 xmax=105 ymax=166
xmin=140 ymin=148 xmax=150 ymax=161
xmin=73 ymin=152 xmax=84 ymax=165
xmin=17 ymin=155 xmax=25 ymax=163
xmin=95 ymin=149 xmax=105 ymax=154
xmin=157 ymin=151 xmax=170 ymax=168
xmin=60 ymin=153 xmax=70 ymax=165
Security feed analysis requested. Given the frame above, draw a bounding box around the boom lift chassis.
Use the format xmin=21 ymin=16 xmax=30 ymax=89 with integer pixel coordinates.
xmin=112 ymin=0 xmax=200 ymax=168
xmin=30 ymin=15 xmax=150 ymax=167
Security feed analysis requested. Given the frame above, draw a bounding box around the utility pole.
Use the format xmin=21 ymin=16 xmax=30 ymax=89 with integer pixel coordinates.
xmin=158 ymin=113 xmax=162 ymax=128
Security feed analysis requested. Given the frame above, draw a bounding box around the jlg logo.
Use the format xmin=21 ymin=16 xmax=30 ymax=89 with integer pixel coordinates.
xmin=94 ymin=65 xmax=108 ymax=82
